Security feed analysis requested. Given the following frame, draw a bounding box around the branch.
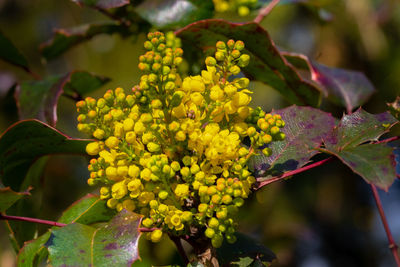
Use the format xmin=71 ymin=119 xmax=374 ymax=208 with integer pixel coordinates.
xmin=370 ymin=185 xmax=400 ymax=267
xmin=374 ymin=136 xmax=400 ymax=144
xmin=256 ymin=156 xmax=334 ymax=189
xmin=254 ymin=0 xmax=281 ymax=24
xmin=138 ymin=227 xmax=159 ymax=232
xmin=0 ymin=213 xmax=66 ymax=227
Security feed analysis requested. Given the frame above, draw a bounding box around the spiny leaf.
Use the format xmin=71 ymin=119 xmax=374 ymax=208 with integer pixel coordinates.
xmin=216 ymin=232 xmax=276 ymax=266
xmin=335 ymin=144 xmax=396 ymax=190
xmin=251 ymin=105 xmax=335 ymax=181
xmin=0 ymin=31 xmax=29 ymax=70
xmin=176 ymin=19 xmax=321 ymax=107
xmin=71 ymin=0 xmax=130 ymax=9
xmin=47 ymin=210 xmax=142 ymax=267
xmin=323 ymin=109 xmax=398 ymax=190
xmin=40 ymin=22 xmax=130 ymax=60
xmin=136 ymin=0 xmax=214 ymax=29
xmin=0 ymin=120 xmax=90 ymax=190
xmin=324 ymin=109 xmax=397 ymax=151
xmin=15 ymin=71 xmax=109 ymax=126
xmin=0 ymin=187 xmax=30 ymax=212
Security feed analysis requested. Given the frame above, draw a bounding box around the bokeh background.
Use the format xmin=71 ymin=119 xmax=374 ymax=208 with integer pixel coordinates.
xmin=1 ymin=0 xmax=400 ymax=266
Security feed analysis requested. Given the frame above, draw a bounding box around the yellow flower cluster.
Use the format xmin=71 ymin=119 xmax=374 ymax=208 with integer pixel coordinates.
xmin=76 ymin=32 xmax=285 ymax=248
xmin=213 ymin=0 xmax=258 ymax=16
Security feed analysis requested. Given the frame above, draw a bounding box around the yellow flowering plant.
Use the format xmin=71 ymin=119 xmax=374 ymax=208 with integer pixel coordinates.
xmin=76 ymin=31 xmax=285 ymax=248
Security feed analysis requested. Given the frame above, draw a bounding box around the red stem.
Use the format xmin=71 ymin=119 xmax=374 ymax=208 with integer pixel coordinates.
xmin=0 ymin=213 xmax=66 ymax=227
xmin=374 ymin=136 xmax=400 ymax=144
xmin=256 ymin=156 xmax=334 ymax=189
xmin=370 ymin=185 xmax=400 ymax=266
xmin=138 ymin=227 xmax=159 ymax=232
xmin=254 ymin=0 xmax=281 ymax=24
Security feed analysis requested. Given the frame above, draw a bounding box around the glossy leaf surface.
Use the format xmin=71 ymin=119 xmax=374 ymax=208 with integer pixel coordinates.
xmin=176 ymin=19 xmax=321 ymax=106
xmin=15 ymin=71 xmax=108 ymax=126
xmin=251 ymin=106 xmax=335 ymax=180
xmin=47 ymin=210 xmax=142 ymax=267
xmin=0 ymin=120 xmax=90 ymax=190
xmin=136 ymin=0 xmax=214 ymax=29
xmin=71 ymin=0 xmax=129 ymax=9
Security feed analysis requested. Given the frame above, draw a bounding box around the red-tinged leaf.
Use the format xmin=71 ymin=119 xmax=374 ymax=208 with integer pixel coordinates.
xmin=17 ymin=232 xmax=51 ymax=267
xmin=136 ymin=0 xmax=214 ymax=29
xmin=334 ymin=144 xmax=396 ymax=191
xmin=250 ymin=106 xmax=335 ymax=181
xmin=71 ymin=0 xmax=129 ymax=9
xmin=282 ymin=52 xmax=375 ymax=112
xmin=0 ymin=120 xmax=90 ymax=191
xmin=0 ymin=187 xmax=30 ymax=212
xmin=322 ymin=109 xmax=398 ymax=190
xmin=176 ymin=19 xmax=321 ymax=107
xmin=311 ymin=63 xmax=375 ymax=113
xmin=0 ymin=31 xmax=29 ymax=71
xmin=324 ymin=109 xmax=398 ymax=151
xmin=15 ymin=71 xmax=109 ymax=126
xmin=58 ymin=194 xmax=116 ymax=225
xmin=40 ymin=22 xmax=130 ymax=60
xmin=47 ymin=210 xmax=142 ymax=267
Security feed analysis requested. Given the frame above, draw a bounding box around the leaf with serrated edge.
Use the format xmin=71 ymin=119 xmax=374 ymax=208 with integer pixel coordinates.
xmin=324 ymin=109 xmax=397 ymax=151
xmin=176 ymin=19 xmax=321 ymax=107
xmin=0 ymin=120 xmax=90 ymax=190
xmin=47 ymin=210 xmax=142 ymax=267
xmin=252 ymin=105 xmax=335 ymax=181
xmin=0 ymin=187 xmax=30 ymax=212
xmin=334 ymin=144 xmax=396 ymax=190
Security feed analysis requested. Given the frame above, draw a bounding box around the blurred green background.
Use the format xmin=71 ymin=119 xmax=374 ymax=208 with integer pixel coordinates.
xmin=1 ymin=0 xmax=400 ymax=266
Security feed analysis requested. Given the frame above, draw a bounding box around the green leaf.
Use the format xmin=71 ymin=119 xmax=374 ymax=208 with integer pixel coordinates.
xmin=71 ymin=0 xmax=130 ymax=9
xmin=0 ymin=31 xmax=29 ymax=70
xmin=335 ymin=144 xmax=396 ymax=190
xmin=323 ymin=109 xmax=398 ymax=190
xmin=58 ymin=194 xmax=116 ymax=225
xmin=312 ymin=63 xmax=375 ymax=113
xmin=17 ymin=232 xmax=51 ymax=267
xmin=40 ymin=22 xmax=130 ymax=60
xmin=0 ymin=120 xmax=90 ymax=190
xmin=216 ymin=232 xmax=276 ymax=266
xmin=251 ymin=105 xmax=335 ymax=181
xmin=47 ymin=210 xmax=142 ymax=267
xmin=176 ymin=19 xmax=321 ymax=107
xmin=324 ymin=109 xmax=397 ymax=151
xmin=0 ymin=187 xmax=30 ymax=212
xmin=136 ymin=0 xmax=214 ymax=29
xmin=15 ymin=71 xmax=109 ymax=126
